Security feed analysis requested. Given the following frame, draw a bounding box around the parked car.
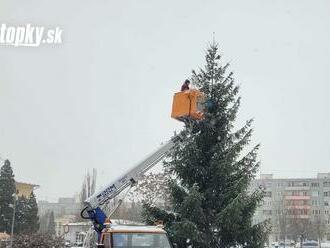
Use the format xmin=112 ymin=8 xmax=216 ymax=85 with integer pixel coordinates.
xmin=301 ymin=240 xmax=318 ymax=248
xmin=279 ymin=240 xmax=295 ymax=247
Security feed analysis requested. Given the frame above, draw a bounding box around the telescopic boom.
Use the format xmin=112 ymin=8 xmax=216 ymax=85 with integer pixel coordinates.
xmin=81 ymin=133 xmax=183 ymax=238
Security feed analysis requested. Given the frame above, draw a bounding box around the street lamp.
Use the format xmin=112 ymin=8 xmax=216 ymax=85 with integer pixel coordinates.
xmin=9 ymin=193 xmax=18 ymax=248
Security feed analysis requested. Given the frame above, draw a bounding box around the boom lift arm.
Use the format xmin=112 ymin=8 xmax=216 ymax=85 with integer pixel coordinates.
xmin=81 ymin=133 xmax=183 ymax=239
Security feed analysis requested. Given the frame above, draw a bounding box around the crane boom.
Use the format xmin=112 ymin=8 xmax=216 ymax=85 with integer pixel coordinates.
xmin=85 ymin=133 xmax=182 ymax=209
xmin=81 ymin=132 xmax=183 ymax=239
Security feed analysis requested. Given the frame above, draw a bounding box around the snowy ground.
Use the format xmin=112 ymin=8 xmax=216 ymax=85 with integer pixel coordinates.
xmin=268 ymin=243 xmax=330 ymax=248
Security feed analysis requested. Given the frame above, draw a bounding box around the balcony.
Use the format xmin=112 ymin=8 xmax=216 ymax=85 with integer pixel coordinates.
xmin=287 ymin=215 xmax=309 ymax=219
xmin=285 ymin=186 xmax=310 ymax=191
xmin=286 ymin=205 xmax=311 ymax=210
xmin=285 ymin=195 xmax=310 ymax=200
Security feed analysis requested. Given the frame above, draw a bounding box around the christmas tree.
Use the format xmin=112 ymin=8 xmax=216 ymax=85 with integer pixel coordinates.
xmin=143 ymin=44 xmax=268 ymax=248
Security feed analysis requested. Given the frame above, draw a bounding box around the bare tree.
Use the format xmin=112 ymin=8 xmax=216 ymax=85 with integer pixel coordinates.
xmin=287 ymin=215 xmax=311 ymax=246
xmin=85 ymin=168 xmax=97 ymax=199
xmin=311 ymin=216 xmax=326 ymax=247
xmin=274 ymin=195 xmax=288 ymax=246
xmin=80 ymin=168 xmax=97 ymax=202
xmin=104 ymin=172 xmax=171 ymax=222
xmin=76 ymin=169 xmax=97 ymax=221
xmin=128 ymin=172 xmax=171 ymax=208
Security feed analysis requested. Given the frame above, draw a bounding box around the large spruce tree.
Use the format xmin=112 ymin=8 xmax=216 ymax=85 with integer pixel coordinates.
xmin=143 ymin=44 xmax=268 ymax=248
xmin=0 ymin=159 xmax=16 ymax=233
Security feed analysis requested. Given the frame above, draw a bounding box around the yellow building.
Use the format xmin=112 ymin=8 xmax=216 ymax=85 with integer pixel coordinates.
xmin=15 ymin=182 xmax=39 ymax=198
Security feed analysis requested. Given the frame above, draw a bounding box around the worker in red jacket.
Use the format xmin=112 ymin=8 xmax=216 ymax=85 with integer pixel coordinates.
xmin=181 ymin=79 xmax=190 ymax=91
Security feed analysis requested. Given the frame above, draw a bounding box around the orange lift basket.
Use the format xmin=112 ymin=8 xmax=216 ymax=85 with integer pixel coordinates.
xmin=171 ymin=89 xmax=205 ymax=121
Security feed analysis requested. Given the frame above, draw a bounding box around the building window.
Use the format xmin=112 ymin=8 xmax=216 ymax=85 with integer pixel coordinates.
xmin=325 ymin=201 xmax=329 ymax=206
xmin=312 ymin=200 xmax=319 ymax=206
xmin=324 ymin=191 xmax=330 ymax=197
xmin=312 ymin=191 xmax=319 ymax=197
xmin=311 ymin=182 xmax=319 ymax=187
xmin=324 ymin=182 xmax=330 ymax=187
xmin=325 ymin=210 xmax=329 ymax=214
xmin=288 ymin=209 xmax=307 ymax=215
xmin=75 ymin=232 xmax=80 ymax=242
xmin=265 ymin=191 xmax=272 ymax=197
xmin=263 ymin=210 xmax=272 ymax=215
xmin=76 ymin=232 xmax=85 ymax=243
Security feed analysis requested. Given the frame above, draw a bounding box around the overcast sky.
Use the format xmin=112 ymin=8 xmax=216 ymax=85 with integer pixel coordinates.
xmin=0 ymin=0 xmax=329 ymax=202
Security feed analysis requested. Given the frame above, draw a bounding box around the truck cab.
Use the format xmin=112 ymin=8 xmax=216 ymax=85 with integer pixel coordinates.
xmin=98 ymin=224 xmax=172 ymax=248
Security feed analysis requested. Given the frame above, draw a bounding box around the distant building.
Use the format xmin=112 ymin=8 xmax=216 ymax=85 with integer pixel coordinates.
xmin=55 ymin=215 xmax=76 ymax=237
xmin=251 ymin=173 xmax=330 ymax=243
xmin=63 ymin=222 xmax=91 ymax=245
xmin=38 ymin=197 xmax=81 ymax=218
xmin=15 ymin=181 xmax=39 ymax=198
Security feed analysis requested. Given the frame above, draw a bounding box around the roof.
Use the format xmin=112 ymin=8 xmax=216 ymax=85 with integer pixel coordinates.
xmin=257 ymin=173 xmax=330 ymax=181
xmin=65 ymin=222 xmax=91 ymax=226
xmin=15 ymin=181 xmax=40 ymax=187
xmin=106 ymin=225 xmax=166 ymax=234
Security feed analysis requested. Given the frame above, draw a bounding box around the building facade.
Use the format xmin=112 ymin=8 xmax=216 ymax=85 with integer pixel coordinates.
xmin=38 ymin=197 xmax=81 ymax=218
xmin=62 ymin=222 xmax=91 ymax=245
xmin=252 ymin=173 xmax=330 ymax=243
xmin=55 ymin=215 xmax=76 ymax=237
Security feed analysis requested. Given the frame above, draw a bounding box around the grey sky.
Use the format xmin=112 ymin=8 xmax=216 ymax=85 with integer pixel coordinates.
xmin=0 ymin=0 xmax=329 ymax=202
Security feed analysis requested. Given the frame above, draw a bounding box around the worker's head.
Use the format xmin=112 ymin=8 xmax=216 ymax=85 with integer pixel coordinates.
xmin=185 ymin=79 xmax=190 ymax=85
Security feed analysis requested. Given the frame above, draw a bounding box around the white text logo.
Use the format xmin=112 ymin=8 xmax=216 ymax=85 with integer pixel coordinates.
xmin=0 ymin=24 xmax=63 ymax=47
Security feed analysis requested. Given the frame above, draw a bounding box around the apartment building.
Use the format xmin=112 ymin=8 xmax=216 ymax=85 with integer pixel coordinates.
xmin=251 ymin=173 xmax=330 ymax=243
